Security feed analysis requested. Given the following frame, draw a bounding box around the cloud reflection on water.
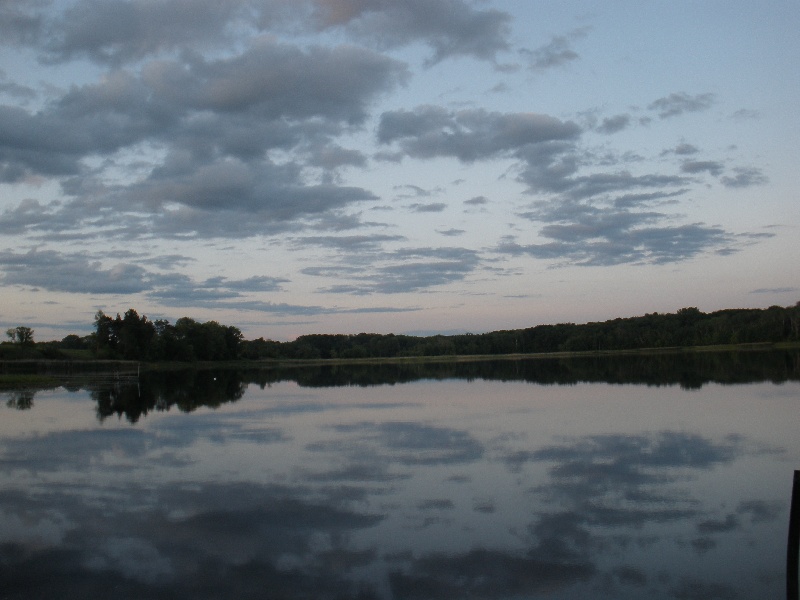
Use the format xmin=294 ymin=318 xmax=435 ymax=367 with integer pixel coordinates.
xmin=0 ymin=367 xmax=797 ymax=599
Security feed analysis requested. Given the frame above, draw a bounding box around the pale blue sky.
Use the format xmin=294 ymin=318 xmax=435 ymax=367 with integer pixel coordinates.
xmin=0 ymin=0 xmax=797 ymax=340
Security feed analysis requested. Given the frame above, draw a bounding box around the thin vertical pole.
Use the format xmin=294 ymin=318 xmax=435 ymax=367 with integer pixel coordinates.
xmin=788 ymin=470 xmax=800 ymax=600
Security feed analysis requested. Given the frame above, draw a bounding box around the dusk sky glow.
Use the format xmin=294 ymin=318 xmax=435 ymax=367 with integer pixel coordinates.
xmin=1 ymin=0 xmax=797 ymax=341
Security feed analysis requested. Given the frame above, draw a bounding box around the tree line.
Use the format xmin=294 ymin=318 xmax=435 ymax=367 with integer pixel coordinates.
xmin=2 ymin=303 xmax=799 ymax=362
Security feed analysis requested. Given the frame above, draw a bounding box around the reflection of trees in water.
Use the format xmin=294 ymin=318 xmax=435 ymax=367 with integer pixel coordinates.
xmin=7 ymin=349 xmax=793 ymax=421
xmin=6 ymin=390 xmax=34 ymax=409
xmin=92 ymin=369 xmax=247 ymax=423
xmin=105 ymin=350 xmax=800 ymax=422
xmin=275 ymin=349 xmax=800 ymax=389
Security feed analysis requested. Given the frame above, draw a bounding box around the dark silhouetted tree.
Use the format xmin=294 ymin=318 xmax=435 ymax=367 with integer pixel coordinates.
xmin=6 ymin=326 xmax=34 ymax=358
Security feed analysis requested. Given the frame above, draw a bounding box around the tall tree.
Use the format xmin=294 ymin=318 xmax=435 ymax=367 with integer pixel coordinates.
xmin=6 ymin=326 xmax=34 ymax=358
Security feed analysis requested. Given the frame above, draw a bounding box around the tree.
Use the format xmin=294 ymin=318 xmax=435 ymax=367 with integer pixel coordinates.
xmin=6 ymin=326 xmax=34 ymax=358
xmin=94 ymin=310 xmax=116 ymax=356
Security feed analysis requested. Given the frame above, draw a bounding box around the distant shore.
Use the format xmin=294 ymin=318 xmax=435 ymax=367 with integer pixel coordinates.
xmin=2 ymin=341 xmax=798 ymax=389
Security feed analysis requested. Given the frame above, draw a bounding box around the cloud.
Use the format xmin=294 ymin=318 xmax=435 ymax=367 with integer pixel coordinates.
xmin=648 ymin=92 xmax=715 ymax=119
xmin=5 ymin=0 xmax=512 ymax=67
xmin=308 ymin=0 xmax=512 ymax=65
xmin=294 ymin=233 xmax=406 ymax=252
xmin=498 ymin=221 xmax=733 ymax=267
xmin=40 ymin=0 xmax=249 ymax=64
xmin=377 ymin=102 xmax=753 ymax=268
xmin=394 ymin=184 xmax=435 ymax=198
xmin=146 ymin=40 xmax=406 ymax=123
xmin=596 ymin=114 xmax=631 ymax=134
xmin=0 ymin=248 xmax=150 ymax=294
xmin=127 ymin=158 xmax=379 ymax=217
xmin=408 ymin=202 xmax=447 ymax=213
xmin=720 ymin=166 xmax=768 ymax=188
xmin=680 ymin=160 xmax=724 ymax=176
xmin=730 ymin=108 xmax=759 ymax=121
xmin=0 ymin=1 xmax=47 ymax=48
xmin=0 ymin=247 xmax=406 ymax=317
xmin=307 ymin=144 xmax=367 ymax=170
xmin=149 ymin=273 xmax=288 ymax=304
xmin=519 ymin=167 xmax=688 ymax=199
xmin=673 ymin=143 xmax=700 ymax=155
xmin=750 ymin=287 xmax=798 ymax=295
xmin=0 ymin=0 xmax=781 ymax=320
xmin=437 ymin=228 xmax=465 ymax=237
xmin=370 ymin=246 xmax=483 ymax=293
xmin=0 ymin=35 xmax=406 ymax=237
xmin=378 ymin=106 xmax=581 ymax=162
xmin=522 ymin=27 xmax=590 ymax=72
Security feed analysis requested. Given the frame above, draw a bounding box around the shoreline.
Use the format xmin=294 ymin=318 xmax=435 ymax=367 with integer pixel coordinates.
xmin=1 ymin=341 xmax=797 ymax=374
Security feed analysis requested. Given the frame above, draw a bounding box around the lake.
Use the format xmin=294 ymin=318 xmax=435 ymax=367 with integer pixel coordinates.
xmin=2 ymin=350 xmax=799 ymax=599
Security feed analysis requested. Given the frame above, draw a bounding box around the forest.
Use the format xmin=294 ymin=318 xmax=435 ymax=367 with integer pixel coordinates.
xmin=2 ymin=303 xmax=800 ymax=363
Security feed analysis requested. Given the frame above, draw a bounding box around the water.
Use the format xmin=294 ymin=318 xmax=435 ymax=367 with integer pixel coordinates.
xmin=1 ymin=352 xmax=799 ymax=599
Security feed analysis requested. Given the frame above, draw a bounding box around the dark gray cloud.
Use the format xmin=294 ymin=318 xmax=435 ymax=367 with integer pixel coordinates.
xmin=370 ymin=258 xmax=477 ymax=293
xmin=0 ymin=1 xmax=46 ymax=47
xmin=40 ymin=0 xmax=248 ymax=64
xmin=307 ymin=144 xmax=368 ymax=170
xmin=294 ymin=233 xmax=406 ymax=252
xmin=648 ymin=92 xmax=715 ymax=119
xmin=0 ymin=248 xmax=150 ymax=294
xmin=521 ymin=28 xmax=590 ymax=72
xmin=378 ymin=106 xmax=581 ymax=162
xmin=0 ymin=35 xmax=405 ymax=234
xmin=720 ymin=166 xmax=768 ymax=188
xmin=0 ymin=248 xmax=397 ymax=317
xmin=613 ymin=190 xmax=688 ymax=209
xmin=730 ymin=108 xmax=759 ymax=121
xmin=141 ymin=41 xmax=405 ymax=123
xmin=596 ymin=114 xmax=631 ymax=134
xmin=8 ymin=0 xmax=511 ymax=67
xmin=750 ymin=287 xmax=798 ymax=295
xmin=518 ymin=167 xmax=688 ymax=199
xmin=149 ymin=273 xmax=287 ymax=302
xmin=335 ymin=246 xmax=482 ymax=294
xmin=437 ymin=228 xmax=465 ymax=236
xmin=394 ymin=184 xmax=436 ymax=198
xmin=680 ymin=160 xmax=724 ymax=176
xmin=408 ymin=202 xmax=447 ymax=213
xmin=498 ymin=222 xmax=733 ymax=266
xmin=307 ymin=0 xmax=512 ymax=65
xmin=0 ymin=0 xmax=779 ymax=312
xmin=377 ymin=102 xmax=754 ymax=268
xmin=673 ymin=143 xmax=700 ymax=155
xmin=125 ymin=159 xmax=379 ymax=217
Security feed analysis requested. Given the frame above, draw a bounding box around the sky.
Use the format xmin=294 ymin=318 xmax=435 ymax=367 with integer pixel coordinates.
xmin=0 ymin=0 xmax=798 ymax=342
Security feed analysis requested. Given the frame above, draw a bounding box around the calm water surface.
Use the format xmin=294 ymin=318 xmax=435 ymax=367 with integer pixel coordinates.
xmin=1 ymin=353 xmax=799 ymax=599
